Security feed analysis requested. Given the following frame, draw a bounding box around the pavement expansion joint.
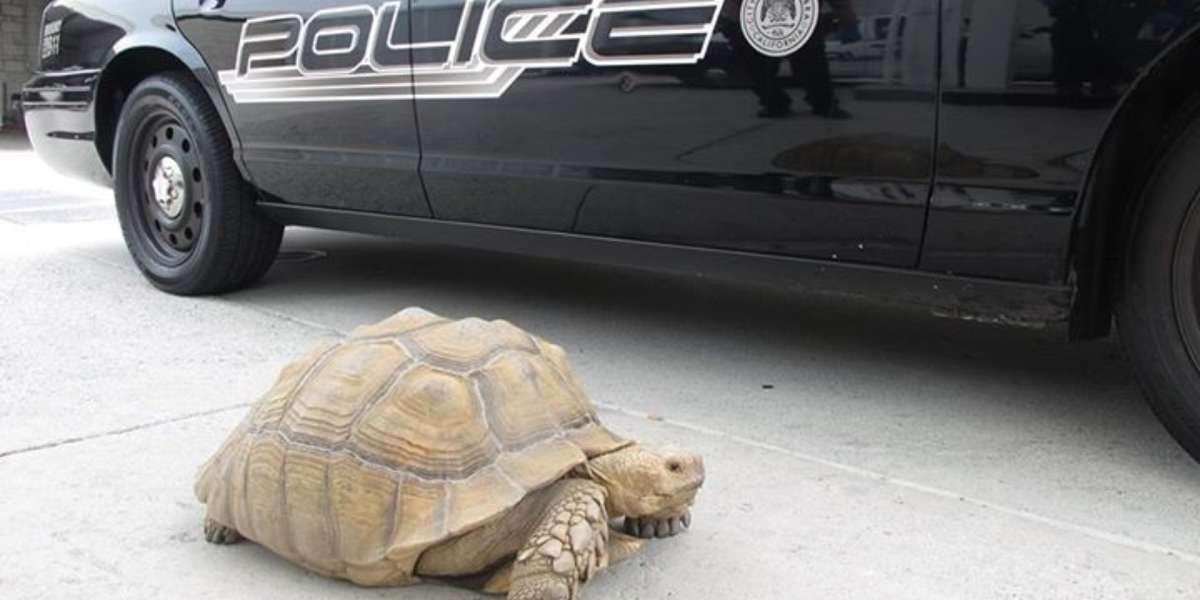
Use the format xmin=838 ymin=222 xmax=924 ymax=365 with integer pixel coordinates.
xmin=0 ymin=403 xmax=251 ymax=460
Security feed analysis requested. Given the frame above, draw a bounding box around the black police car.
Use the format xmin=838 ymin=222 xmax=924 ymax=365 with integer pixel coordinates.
xmin=21 ymin=0 xmax=1200 ymax=463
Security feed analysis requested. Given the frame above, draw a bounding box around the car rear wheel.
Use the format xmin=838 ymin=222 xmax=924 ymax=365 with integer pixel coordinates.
xmin=113 ymin=72 xmax=282 ymax=295
xmin=1118 ymin=111 xmax=1200 ymax=463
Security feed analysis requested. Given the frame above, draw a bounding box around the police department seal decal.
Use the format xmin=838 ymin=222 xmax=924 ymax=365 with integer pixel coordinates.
xmin=741 ymin=0 xmax=819 ymax=57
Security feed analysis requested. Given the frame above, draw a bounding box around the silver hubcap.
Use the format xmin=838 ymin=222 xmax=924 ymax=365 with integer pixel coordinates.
xmin=151 ymin=156 xmax=187 ymax=219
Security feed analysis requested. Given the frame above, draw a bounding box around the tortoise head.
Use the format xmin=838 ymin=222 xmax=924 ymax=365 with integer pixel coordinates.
xmin=583 ymin=444 xmax=704 ymax=538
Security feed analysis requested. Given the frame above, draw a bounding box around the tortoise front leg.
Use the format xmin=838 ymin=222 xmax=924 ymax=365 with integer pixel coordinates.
xmin=483 ymin=529 xmax=644 ymax=595
xmin=508 ymin=479 xmax=609 ymax=600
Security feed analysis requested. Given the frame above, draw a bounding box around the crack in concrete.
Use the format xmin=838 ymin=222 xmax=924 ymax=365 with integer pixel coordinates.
xmin=594 ymin=401 xmax=1200 ymax=567
xmin=0 ymin=403 xmax=251 ymax=460
xmin=223 ymin=302 xmax=348 ymax=338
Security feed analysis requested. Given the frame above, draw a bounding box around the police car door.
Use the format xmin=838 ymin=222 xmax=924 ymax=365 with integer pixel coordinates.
xmin=174 ymin=0 xmax=430 ymax=217
xmin=410 ymin=0 xmax=938 ymax=267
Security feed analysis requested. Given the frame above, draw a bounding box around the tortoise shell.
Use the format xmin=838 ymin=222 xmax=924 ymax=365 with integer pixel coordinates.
xmin=194 ymin=308 xmax=629 ymax=585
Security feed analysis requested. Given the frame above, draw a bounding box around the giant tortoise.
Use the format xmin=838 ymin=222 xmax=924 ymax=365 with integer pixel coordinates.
xmin=195 ymin=308 xmax=704 ymax=599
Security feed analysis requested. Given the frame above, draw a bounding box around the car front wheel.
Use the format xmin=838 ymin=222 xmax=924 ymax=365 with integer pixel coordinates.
xmin=112 ymin=72 xmax=282 ymax=295
xmin=1118 ymin=111 xmax=1200 ymax=463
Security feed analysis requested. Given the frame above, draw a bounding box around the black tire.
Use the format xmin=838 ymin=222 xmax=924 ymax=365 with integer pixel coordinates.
xmin=1118 ymin=111 xmax=1200 ymax=463
xmin=112 ymin=72 xmax=282 ymax=295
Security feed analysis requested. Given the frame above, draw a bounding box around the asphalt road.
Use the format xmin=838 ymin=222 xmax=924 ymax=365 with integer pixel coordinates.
xmin=2 ymin=131 xmax=1200 ymax=599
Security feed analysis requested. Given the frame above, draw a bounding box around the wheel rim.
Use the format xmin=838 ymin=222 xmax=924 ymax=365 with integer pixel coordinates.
xmin=129 ymin=113 xmax=206 ymax=266
xmin=1174 ymin=194 xmax=1200 ymax=372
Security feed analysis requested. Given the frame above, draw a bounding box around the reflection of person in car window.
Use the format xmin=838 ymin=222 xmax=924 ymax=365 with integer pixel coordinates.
xmin=1041 ymin=0 xmax=1160 ymax=102
xmin=723 ymin=0 xmax=860 ymax=119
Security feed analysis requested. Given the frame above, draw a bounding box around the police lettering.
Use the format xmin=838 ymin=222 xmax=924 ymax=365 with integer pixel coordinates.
xmin=233 ymin=0 xmax=720 ymax=78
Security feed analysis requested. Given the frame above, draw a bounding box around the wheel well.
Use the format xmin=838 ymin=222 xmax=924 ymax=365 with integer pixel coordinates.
xmin=1070 ymin=26 xmax=1200 ymax=340
xmin=94 ymin=48 xmax=192 ymax=174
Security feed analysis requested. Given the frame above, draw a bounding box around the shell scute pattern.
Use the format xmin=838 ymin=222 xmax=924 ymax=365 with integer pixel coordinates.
xmin=250 ymin=341 xmax=338 ymax=428
xmin=349 ymin=308 xmax=447 ymax=339
xmin=493 ymin=438 xmax=587 ymax=490
xmin=328 ymin=454 xmax=397 ymax=565
xmin=195 ymin=308 xmax=629 ymax=585
xmin=283 ymin=447 xmax=339 ymax=572
xmin=386 ymin=474 xmax=448 ymax=559
xmin=351 ymin=364 xmax=499 ymax=477
xmin=475 ymin=350 xmax=594 ymax=448
xmin=243 ymin=436 xmax=289 ymax=551
xmin=281 ymin=340 xmax=412 ymax=444
xmin=444 ymin=465 xmax=529 ymax=535
xmin=407 ymin=317 xmax=538 ymax=371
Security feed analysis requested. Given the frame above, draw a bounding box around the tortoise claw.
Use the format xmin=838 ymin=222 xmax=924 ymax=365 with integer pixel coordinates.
xmin=623 ymin=512 xmax=691 ymax=539
xmin=667 ymin=517 xmax=682 ymax=536
xmin=624 ymin=517 xmax=654 ymax=539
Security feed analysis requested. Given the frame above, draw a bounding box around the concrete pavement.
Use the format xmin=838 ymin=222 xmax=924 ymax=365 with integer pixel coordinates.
xmin=2 ymin=131 xmax=1200 ymax=599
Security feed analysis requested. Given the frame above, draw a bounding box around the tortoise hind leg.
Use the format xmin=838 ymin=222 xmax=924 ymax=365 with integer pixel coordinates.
xmin=204 ymin=518 xmax=244 ymax=545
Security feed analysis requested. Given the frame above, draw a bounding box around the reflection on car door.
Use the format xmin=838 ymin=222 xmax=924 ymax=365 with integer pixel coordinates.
xmin=412 ymin=0 xmax=939 ymax=267
xmin=928 ymin=0 xmax=1198 ymax=283
xmin=173 ymin=0 xmax=430 ymax=217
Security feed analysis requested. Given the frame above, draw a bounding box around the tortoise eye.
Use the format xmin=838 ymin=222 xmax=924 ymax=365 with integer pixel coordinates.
xmin=667 ymin=461 xmax=682 ymax=473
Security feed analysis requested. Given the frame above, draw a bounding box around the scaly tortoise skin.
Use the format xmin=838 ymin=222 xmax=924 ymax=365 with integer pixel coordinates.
xmin=195 ymin=308 xmax=704 ymax=599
